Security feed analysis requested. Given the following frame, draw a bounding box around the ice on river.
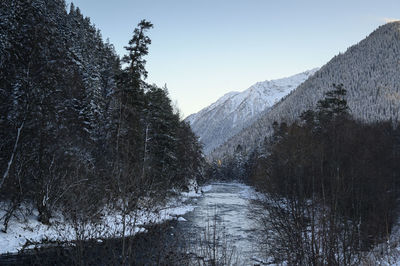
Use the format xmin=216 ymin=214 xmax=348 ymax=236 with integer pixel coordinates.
xmin=178 ymin=182 xmax=267 ymax=265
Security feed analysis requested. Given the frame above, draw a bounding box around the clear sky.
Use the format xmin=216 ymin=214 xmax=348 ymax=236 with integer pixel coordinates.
xmin=67 ymin=0 xmax=399 ymax=118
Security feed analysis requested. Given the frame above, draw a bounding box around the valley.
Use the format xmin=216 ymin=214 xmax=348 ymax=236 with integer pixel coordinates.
xmin=2 ymin=1 xmax=400 ymax=265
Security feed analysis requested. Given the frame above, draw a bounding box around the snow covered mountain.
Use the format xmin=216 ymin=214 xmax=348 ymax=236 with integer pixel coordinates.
xmin=185 ymin=68 xmax=319 ymax=154
xmin=210 ymin=21 xmax=400 ymax=161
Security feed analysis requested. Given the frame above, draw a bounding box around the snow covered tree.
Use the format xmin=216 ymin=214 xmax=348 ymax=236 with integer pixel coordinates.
xmin=0 ymin=2 xmax=204 ymax=237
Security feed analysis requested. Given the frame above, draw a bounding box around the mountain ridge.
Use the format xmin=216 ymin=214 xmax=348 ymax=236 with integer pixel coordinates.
xmin=185 ymin=68 xmax=319 ymax=154
xmin=210 ymin=21 xmax=400 ymax=160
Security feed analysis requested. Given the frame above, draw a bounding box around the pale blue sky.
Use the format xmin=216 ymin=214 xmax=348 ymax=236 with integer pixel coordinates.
xmin=67 ymin=0 xmax=399 ymax=117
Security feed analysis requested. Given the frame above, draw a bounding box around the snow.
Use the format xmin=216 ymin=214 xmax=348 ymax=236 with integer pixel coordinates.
xmin=201 ymin=184 xmax=213 ymax=192
xmin=362 ymin=216 xmax=400 ymax=265
xmin=7 ymin=181 xmax=399 ymax=265
xmin=0 ymin=206 xmax=63 ymax=255
xmin=177 ymin=217 xmax=187 ymax=222
xmin=237 ymin=183 xmax=265 ymax=201
xmin=0 ymin=182 xmax=210 ymax=255
xmin=236 ymin=183 xmax=400 ymax=265
xmin=185 ymin=68 xmax=319 ymax=154
xmin=180 ymin=190 xmax=201 ymax=198
xmin=184 ymin=182 xmax=268 ymax=264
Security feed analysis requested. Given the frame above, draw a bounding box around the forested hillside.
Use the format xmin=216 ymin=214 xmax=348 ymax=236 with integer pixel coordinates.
xmin=0 ymin=0 xmax=203 ymax=230
xmin=248 ymin=86 xmax=400 ymax=264
xmin=211 ymin=22 xmax=400 ymax=161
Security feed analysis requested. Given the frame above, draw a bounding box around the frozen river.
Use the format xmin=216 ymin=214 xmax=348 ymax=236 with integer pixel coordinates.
xmin=0 ymin=182 xmax=268 ymax=265
xmin=178 ymin=182 xmax=267 ymax=265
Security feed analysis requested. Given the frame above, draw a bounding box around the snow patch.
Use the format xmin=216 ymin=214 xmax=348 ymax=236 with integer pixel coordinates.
xmin=201 ymin=185 xmax=213 ymax=193
xmin=0 ymin=183 xmax=203 ymax=255
xmin=177 ymin=217 xmax=187 ymax=222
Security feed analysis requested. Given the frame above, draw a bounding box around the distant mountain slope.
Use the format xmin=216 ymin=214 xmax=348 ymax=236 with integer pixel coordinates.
xmin=185 ymin=69 xmax=318 ymax=154
xmin=211 ymin=22 xmax=400 ymax=160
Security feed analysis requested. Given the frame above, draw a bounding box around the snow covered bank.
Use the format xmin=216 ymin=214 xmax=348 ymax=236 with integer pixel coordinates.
xmin=361 ymin=217 xmax=400 ymax=265
xmin=0 ymin=183 xmax=207 ymax=255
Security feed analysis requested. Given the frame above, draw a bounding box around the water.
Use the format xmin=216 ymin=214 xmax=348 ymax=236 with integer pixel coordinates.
xmin=178 ymin=182 xmax=266 ymax=265
xmin=0 ymin=182 xmax=267 ymax=265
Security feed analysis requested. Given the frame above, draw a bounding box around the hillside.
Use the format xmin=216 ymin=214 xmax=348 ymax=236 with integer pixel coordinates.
xmin=211 ymin=22 xmax=400 ymax=160
xmin=186 ymin=69 xmax=318 ymax=154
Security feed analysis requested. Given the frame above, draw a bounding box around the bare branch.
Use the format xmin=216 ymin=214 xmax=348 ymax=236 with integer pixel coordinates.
xmin=0 ymin=122 xmax=24 ymax=190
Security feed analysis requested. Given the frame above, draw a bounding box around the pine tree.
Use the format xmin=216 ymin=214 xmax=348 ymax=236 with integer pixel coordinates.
xmin=317 ymin=83 xmax=349 ymax=123
xmin=0 ymin=2 xmax=204 ymax=235
xmin=111 ymin=20 xmax=155 ymax=258
xmin=122 ymin=19 xmax=153 ymax=89
xmin=143 ymin=85 xmax=180 ymax=187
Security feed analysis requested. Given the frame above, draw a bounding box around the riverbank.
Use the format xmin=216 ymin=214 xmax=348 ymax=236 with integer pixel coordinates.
xmin=0 ymin=219 xmax=188 ymax=265
xmin=0 ymin=181 xmax=268 ymax=265
xmin=0 ymin=182 xmax=212 ymax=255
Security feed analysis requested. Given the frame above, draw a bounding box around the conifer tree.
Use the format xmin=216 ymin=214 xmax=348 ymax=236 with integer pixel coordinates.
xmin=317 ymin=83 xmax=349 ymax=122
xmin=0 ymin=1 xmax=204 ymax=237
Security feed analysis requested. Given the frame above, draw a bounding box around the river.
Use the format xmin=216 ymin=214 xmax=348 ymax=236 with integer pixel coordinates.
xmin=178 ymin=182 xmax=267 ymax=265
xmin=0 ymin=182 xmax=267 ymax=265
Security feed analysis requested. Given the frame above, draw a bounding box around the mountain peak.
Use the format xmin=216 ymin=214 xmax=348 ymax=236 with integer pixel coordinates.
xmin=185 ymin=68 xmax=318 ymax=154
xmin=210 ymin=23 xmax=400 ymax=161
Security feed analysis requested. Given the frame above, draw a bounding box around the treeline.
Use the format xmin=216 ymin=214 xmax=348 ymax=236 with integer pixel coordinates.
xmin=253 ymin=85 xmax=400 ymax=264
xmin=212 ymin=84 xmax=400 ymax=264
xmin=210 ymin=22 xmax=400 ymax=161
xmin=0 ymin=0 xmax=203 ymax=231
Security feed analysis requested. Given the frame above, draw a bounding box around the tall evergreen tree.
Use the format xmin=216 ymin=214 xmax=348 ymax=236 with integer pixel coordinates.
xmin=317 ymin=83 xmax=349 ymax=123
xmin=0 ymin=2 xmax=204 ymax=235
